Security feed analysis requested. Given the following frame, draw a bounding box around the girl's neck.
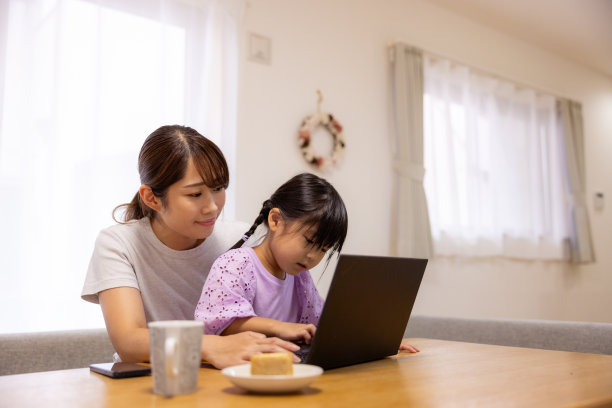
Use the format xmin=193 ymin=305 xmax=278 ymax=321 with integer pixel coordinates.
xmin=253 ymin=241 xmax=286 ymax=280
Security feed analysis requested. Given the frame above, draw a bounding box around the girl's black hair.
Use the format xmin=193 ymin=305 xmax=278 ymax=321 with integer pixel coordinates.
xmin=232 ymin=173 xmax=348 ymax=257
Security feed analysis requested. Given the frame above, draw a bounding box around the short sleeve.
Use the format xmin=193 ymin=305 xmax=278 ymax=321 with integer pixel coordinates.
xmin=194 ymin=249 xmax=257 ymax=334
xmin=81 ymin=227 xmax=140 ymax=304
xmin=295 ymin=271 xmax=325 ymax=325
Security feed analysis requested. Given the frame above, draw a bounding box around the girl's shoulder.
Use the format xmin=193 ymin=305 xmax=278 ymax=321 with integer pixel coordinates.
xmin=209 ymin=248 xmax=259 ymax=286
xmin=295 ymin=269 xmax=316 ymax=286
xmin=213 ymin=247 xmax=256 ymax=270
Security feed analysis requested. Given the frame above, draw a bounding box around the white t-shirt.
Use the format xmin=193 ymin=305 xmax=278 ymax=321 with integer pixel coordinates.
xmin=81 ymin=217 xmax=249 ymax=323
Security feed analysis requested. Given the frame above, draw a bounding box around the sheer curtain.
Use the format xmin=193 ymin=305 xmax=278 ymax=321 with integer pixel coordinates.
xmin=0 ymin=0 xmax=243 ymax=333
xmin=423 ymin=56 xmax=570 ymax=260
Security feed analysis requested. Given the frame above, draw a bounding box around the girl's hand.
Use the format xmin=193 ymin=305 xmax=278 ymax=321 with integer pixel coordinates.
xmin=272 ymin=322 xmax=317 ymax=344
xmin=223 ymin=317 xmax=316 ymax=344
xmin=399 ymin=339 xmax=420 ymax=353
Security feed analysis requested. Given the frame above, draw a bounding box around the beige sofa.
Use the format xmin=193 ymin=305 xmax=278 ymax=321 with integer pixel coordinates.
xmin=2 ymin=315 xmax=611 ymax=376
xmin=0 ymin=328 xmax=115 ymax=376
xmin=404 ymin=314 xmax=612 ymax=355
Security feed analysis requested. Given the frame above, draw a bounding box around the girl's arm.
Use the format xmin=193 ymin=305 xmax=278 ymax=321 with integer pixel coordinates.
xmin=223 ymin=316 xmax=317 ymax=344
xmin=99 ymin=287 xmax=301 ymax=367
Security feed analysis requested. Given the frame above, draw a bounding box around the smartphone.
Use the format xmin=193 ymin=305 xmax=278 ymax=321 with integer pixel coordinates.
xmin=89 ymin=362 xmax=151 ymax=379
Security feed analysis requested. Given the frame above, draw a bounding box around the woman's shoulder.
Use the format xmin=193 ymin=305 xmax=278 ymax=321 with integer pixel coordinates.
xmin=92 ymin=219 xmax=163 ymax=263
xmin=200 ymin=219 xmax=249 ymax=254
xmin=211 ymin=219 xmax=249 ymax=238
xmin=96 ymin=218 xmax=148 ymax=245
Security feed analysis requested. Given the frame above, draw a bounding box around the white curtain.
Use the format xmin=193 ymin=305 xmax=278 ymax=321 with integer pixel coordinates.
xmin=0 ymin=0 xmax=243 ymax=333
xmin=390 ymin=44 xmax=434 ymax=259
xmin=423 ymin=56 xmax=570 ymax=260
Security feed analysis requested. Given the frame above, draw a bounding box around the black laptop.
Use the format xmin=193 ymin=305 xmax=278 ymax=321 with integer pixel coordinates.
xmin=297 ymin=254 xmax=427 ymax=370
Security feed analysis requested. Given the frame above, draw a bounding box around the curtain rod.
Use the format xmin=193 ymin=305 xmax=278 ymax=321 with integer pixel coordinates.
xmin=388 ymin=41 xmax=574 ymax=102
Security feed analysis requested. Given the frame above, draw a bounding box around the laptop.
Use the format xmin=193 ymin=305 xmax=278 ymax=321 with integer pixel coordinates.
xmin=297 ymin=254 xmax=427 ymax=370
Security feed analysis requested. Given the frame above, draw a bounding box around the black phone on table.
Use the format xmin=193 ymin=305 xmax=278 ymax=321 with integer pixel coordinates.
xmin=89 ymin=362 xmax=151 ymax=379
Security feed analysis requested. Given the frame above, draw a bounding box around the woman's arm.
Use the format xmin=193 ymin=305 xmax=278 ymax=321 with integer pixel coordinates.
xmin=99 ymin=287 xmax=150 ymax=362
xmin=99 ymin=287 xmax=301 ymax=367
xmin=223 ymin=316 xmax=316 ymax=344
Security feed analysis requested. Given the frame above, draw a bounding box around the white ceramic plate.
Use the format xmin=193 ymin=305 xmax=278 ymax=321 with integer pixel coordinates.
xmin=221 ymin=364 xmax=323 ymax=393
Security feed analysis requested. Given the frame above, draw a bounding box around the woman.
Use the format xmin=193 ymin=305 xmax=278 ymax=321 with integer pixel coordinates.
xmin=81 ymin=125 xmax=299 ymax=368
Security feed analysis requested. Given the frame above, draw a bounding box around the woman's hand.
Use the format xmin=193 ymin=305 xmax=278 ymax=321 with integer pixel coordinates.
xmin=202 ymin=331 xmax=300 ymax=369
xmin=399 ymin=339 xmax=420 ymax=353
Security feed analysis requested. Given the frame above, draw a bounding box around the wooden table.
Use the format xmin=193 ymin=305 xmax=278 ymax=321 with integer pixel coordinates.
xmin=2 ymin=338 xmax=612 ymax=407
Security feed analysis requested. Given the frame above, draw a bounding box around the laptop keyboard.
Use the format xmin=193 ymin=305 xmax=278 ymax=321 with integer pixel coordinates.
xmin=294 ymin=343 xmax=311 ymax=362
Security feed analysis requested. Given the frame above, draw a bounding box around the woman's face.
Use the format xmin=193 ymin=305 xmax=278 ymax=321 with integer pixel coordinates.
xmin=152 ymin=158 xmax=226 ymax=250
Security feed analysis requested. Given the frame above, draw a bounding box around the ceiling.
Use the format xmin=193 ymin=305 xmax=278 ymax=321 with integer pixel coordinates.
xmin=425 ymin=0 xmax=612 ymax=79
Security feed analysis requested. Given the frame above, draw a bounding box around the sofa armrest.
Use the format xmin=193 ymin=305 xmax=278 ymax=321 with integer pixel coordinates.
xmin=0 ymin=328 xmax=116 ymax=375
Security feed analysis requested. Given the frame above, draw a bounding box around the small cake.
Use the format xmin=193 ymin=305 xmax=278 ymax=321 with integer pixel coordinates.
xmin=250 ymin=352 xmax=293 ymax=375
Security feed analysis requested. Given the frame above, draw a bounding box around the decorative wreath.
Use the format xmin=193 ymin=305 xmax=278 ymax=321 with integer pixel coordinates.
xmin=298 ymin=112 xmax=345 ymax=170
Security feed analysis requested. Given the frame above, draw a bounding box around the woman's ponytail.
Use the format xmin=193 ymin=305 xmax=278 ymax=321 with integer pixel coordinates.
xmin=112 ymin=192 xmax=151 ymax=223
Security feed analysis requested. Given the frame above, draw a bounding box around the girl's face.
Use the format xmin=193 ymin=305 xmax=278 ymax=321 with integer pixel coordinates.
xmin=269 ymin=219 xmax=328 ymax=277
xmin=151 ymin=158 xmax=226 ymax=250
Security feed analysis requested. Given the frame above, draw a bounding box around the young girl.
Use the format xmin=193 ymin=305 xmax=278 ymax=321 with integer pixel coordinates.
xmin=81 ymin=125 xmax=299 ymax=369
xmin=194 ymin=173 xmax=348 ymax=343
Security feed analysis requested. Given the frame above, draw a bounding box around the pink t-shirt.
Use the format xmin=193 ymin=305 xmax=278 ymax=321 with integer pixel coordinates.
xmin=194 ymin=247 xmax=324 ymax=335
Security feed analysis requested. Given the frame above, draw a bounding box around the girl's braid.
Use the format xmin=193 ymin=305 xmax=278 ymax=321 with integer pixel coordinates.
xmin=229 ymin=200 xmax=273 ymax=250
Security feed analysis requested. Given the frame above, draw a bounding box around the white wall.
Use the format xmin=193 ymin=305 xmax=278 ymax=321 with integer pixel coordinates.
xmin=236 ymin=0 xmax=612 ymax=323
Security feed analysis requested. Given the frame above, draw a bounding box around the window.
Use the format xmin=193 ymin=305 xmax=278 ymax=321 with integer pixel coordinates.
xmin=423 ymin=56 xmax=570 ymax=260
xmin=0 ymin=0 xmax=241 ymax=333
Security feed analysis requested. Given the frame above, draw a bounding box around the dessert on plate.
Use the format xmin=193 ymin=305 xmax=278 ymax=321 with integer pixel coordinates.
xmin=250 ymin=352 xmax=293 ymax=375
